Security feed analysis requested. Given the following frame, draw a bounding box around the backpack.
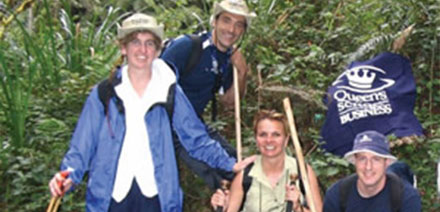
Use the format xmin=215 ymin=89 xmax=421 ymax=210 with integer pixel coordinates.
xmin=386 ymin=160 xmax=417 ymax=188
xmin=97 ymin=63 xmax=176 ymax=121
xmin=339 ymin=173 xmax=404 ymax=212
xmin=161 ymin=33 xmax=227 ymax=122
xmin=161 ymin=34 xmax=203 ymax=78
xmin=240 ymin=158 xmax=307 ymax=211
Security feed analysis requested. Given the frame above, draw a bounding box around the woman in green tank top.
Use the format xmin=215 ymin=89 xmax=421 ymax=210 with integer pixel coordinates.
xmin=211 ymin=110 xmax=323 ymax=212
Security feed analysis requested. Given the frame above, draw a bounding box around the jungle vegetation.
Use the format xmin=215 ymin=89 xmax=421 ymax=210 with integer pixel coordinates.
xmin=0 ymin=0 xmax=439 ymax=211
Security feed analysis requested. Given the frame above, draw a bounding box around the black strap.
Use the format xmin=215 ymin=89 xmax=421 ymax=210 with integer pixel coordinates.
xmin=339 ymin=173 xmax=403 ymax=212
xmin=240 ymin=159 xmax=308 ymax=210
xmin=339 ymin=174 xmax=357 ymax=212
xmin=240 ymin=162 xmax=254 ymax=211
xmin=181 ymin=34 xmax=203 ymax=77
xmin=388 ymin=173 xmax=403 ymax=212
xmin=294 ymin=157 xmax=307 ymax=196
xmin=98 ymin=64 xmax=176 ymax=122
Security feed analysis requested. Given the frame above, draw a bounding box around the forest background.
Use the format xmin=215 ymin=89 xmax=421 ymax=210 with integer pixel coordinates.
xmin=0 ymin=0 xmax=439 ymax=211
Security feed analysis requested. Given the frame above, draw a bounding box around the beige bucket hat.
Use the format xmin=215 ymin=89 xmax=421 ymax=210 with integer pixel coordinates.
xmin=117 ymin=13 xmax=164 ymax=40
xmin=212 ymin=0 xmax=257 ymax=26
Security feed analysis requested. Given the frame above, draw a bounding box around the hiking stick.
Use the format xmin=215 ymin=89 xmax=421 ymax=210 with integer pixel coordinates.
xmin=53 ymin=197 xmax=62 ymax=211
xmin=283 ymin=98 xmax=317 ymax=212
xmin=47 ymin=196 xmax=61 ymax=212
xmin=233 ymin=66 xmax=242 ymax=162
xmin=46 ymin=196 xmax=57 ymax=212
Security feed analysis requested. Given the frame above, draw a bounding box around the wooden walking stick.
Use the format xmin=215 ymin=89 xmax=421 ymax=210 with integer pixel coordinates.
xmin=233 ymin=66 xmax=242 ymax=162
xmin=213 ymin=67 xmax=240 ymax=212
xmin=283 ymin=98 xmax=317 ymax=212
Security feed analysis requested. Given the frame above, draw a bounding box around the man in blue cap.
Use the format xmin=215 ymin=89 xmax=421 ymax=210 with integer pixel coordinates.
xmin=323 ymin=130 xmax=421 ymax=212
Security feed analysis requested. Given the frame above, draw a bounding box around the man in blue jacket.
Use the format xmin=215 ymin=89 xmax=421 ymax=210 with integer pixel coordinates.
xmin=48 ymin=13 xmax=254 ymax=212
xmin=160 ymin=0 xmax=256 ymax=190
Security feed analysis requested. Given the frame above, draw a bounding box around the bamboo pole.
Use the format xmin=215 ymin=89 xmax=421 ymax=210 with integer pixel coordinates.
xmin=233 ymin=66 xmax=242 ymax=162
xmin=283 ymin=97 xmax=317 ymax=212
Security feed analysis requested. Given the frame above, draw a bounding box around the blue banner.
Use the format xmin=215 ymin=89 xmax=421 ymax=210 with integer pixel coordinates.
xmin=321 ymin=52 xmax=423 ymax=156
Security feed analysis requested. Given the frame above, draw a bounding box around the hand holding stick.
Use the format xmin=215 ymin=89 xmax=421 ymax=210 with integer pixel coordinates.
xmin=216 ymin=180 xmax=231 ymax=212
xmin=47 ymin=171 xmax=69 ymax=212
xmin=286 ymin=173 xmax=299 ymax=212
xmin=283 ymin=98 xmax=317 ymax=212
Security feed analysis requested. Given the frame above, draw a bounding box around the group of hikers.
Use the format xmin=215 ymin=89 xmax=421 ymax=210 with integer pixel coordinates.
xmin=47 ymin=0 xmax=422 ymax=211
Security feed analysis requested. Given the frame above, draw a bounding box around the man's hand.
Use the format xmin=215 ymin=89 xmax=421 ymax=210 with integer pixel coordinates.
xmin=220 ymin=49 xmax=250 ymax=108
xmin=230 ymin=50 xmax=249 ymax=78
xmin=232 ymin=155 xmax=257 ymax=172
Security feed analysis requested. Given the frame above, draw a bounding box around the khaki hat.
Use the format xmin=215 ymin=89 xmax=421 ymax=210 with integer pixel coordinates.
xmin=117 ymin=13 xmax=164 ymax=40
xmin=212 ymin=0 xmax=257 ymax=26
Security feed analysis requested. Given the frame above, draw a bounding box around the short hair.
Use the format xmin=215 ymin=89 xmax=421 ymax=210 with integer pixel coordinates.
xmin=253 ymin=110 xmax=289 ymax=136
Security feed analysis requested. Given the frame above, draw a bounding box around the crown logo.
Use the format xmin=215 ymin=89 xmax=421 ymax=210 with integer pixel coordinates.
xmin=359 ymin=135 xmax=372 ymax=143
xmin=346 ymin=67 xmax=376 ymax=89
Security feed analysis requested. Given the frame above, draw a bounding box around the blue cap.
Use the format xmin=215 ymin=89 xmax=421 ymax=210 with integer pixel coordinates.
xmin=344 ymin=130 xmax=397 ymax=164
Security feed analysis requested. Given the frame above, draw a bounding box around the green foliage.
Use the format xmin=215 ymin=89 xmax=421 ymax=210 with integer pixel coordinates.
xmin=0 ymin=0 xmax=439 ymax=211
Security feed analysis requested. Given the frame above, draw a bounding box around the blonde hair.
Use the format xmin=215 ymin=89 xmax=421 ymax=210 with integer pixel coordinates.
xmin=253 ymin=110 xmax=289 ymax=136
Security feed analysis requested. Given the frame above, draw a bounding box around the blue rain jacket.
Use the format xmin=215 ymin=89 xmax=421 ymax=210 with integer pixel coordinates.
xmin=60 ymin=61 xmax=236 ymax=211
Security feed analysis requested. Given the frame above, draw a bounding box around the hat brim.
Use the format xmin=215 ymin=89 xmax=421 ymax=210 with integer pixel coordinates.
xmin=213 ymin=2 xmax=257 ymax=25
xmin=117 ymin=25 xmax=164 ymax=40
xmin=344 ymin=149 xmax=397 ymax=164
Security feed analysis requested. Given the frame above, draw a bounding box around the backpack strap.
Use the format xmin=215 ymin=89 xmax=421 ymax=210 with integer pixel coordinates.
xmin=163 ymin=61 xmax=178 ymax=120
xmin=293 ymin=157 xmax=310 ymax=209
xmin=98 ymin=63 xmax=176 ymax=132
xmin=294 ymin=157 xmax=307 ymax=196
xmin=387 ymin=173 xmax=403 ymax=212
xmin=97 ymin=75 xmax=123 ymax=138
xmin=240 ymin=162 xmax=255 ymax=211
xmin=97 ymin=73 xmax=123 ymax=115
xmin=339 ymin=174 xmax=358 ymax=212
xmin=181 ymin=34 xmax=203 ymax=77
xmin=97 ymin=79 xmax=112 ymax=115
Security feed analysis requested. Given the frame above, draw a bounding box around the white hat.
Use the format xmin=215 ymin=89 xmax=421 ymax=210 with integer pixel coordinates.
xmin=212 ymin=0 xmax=257 ymax=26
xmin=117 ymin=13 xmax=164 ymax=40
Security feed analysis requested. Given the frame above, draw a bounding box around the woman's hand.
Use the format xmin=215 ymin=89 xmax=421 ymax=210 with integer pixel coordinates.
xmin=286 ymin=184 xmax=302 ymax=212
xmin=48 ymin=170 xmax=73 ymax=197
xmin=211 ymin=189 xmax=229 ymax=211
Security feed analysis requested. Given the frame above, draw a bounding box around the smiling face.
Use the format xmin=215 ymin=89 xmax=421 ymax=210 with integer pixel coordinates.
xmin=120 ymin=31 xmax=160 ymax=72
xmin=354 ymin=152 xmax=390 ymax=192
xmin=255 ymin=119 xmax=289 ymax=159
xmin=212 ymin=12 xmax=246 ymax=52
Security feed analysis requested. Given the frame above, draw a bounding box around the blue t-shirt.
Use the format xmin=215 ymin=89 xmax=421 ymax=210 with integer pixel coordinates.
xmin=160 ymin=32 xmax=233 ymax=116
xmin=323 ymin=176 xmax=421 ymax=212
